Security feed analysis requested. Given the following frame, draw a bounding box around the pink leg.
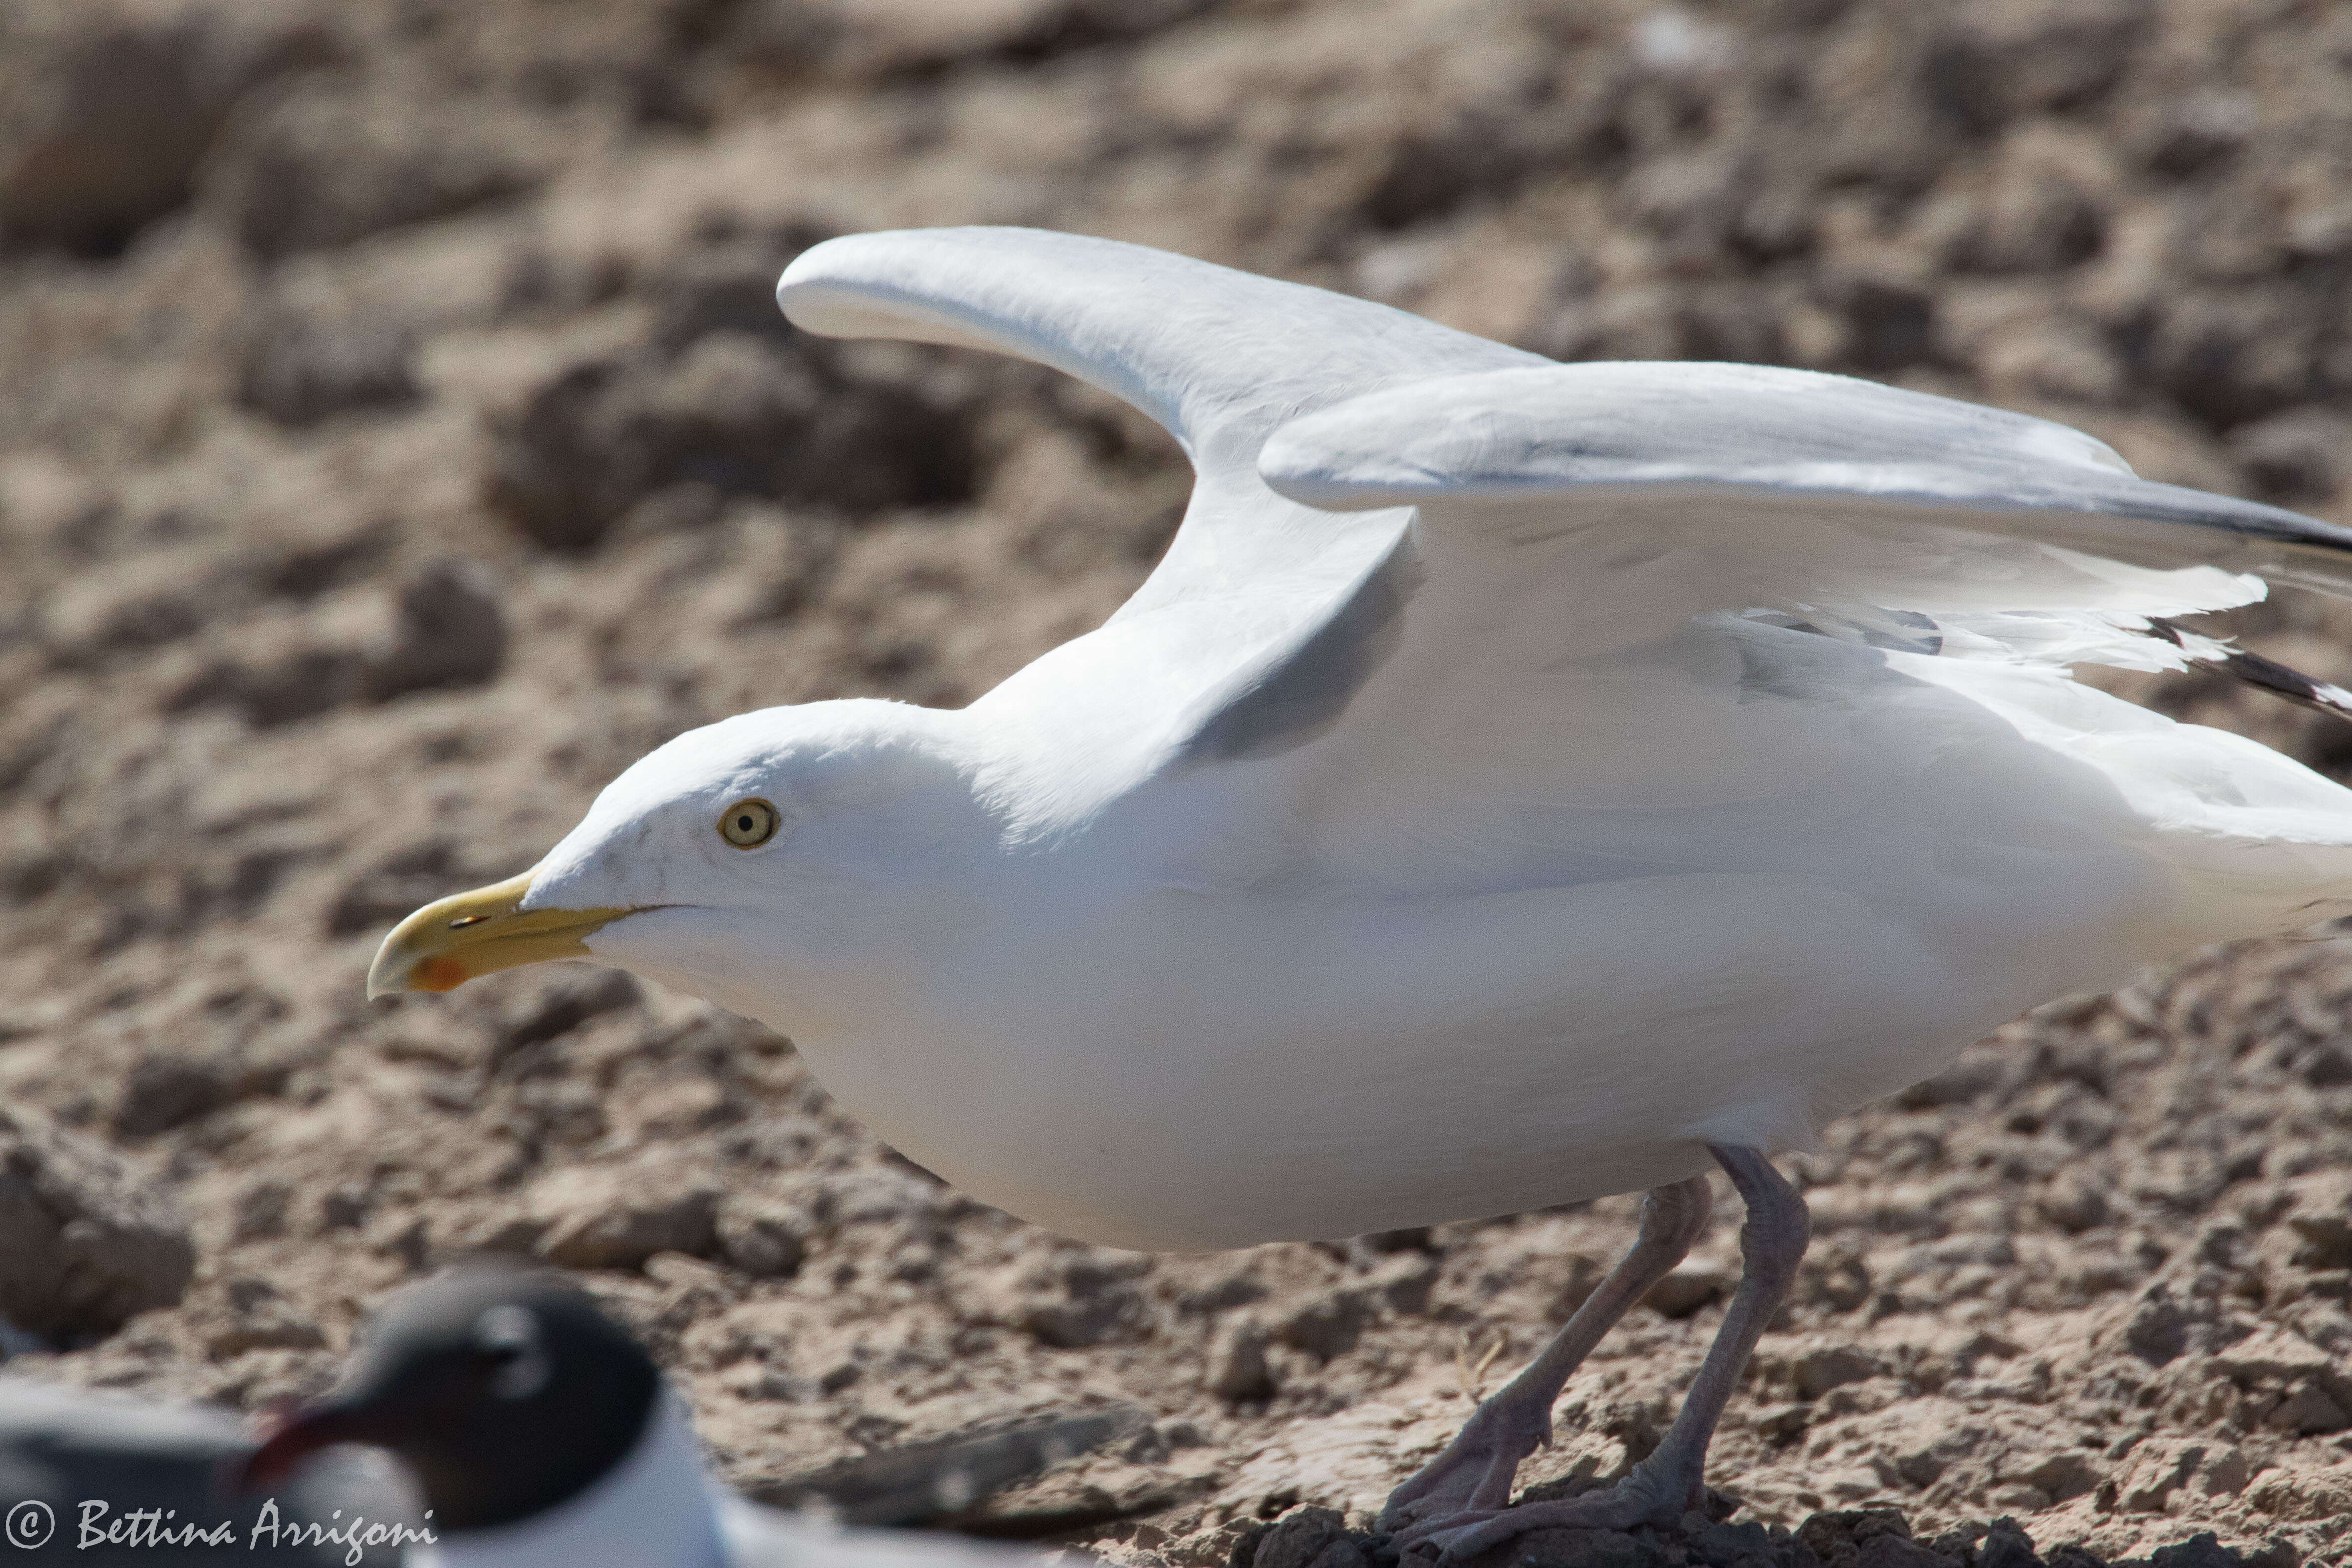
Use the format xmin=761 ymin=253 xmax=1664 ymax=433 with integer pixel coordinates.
xmin=1398 ymin=1147 xmax=1809 ymax=1565
xmin=1379 ymin=1174 xmax=1714 ymax=1533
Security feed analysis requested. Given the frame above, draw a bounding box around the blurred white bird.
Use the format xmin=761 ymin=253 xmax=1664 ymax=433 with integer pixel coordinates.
xmin=368 ymin=228 xmax=2352 ymax=1557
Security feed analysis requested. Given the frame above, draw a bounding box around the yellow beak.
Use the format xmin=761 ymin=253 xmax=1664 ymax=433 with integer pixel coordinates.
xmin=366 ymin=872 xmax=639 ymax=998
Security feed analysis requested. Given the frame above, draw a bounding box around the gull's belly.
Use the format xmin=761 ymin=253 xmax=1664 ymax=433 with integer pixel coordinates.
xmin=782 ymin=864 xmax=2159 ymax=1251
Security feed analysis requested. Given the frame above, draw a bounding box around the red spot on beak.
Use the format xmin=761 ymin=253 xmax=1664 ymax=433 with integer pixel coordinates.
xmin=236 ymin=1403 xmax=362 ymax=1493
xmin=413 ymin=956 xmax=470 ymax=992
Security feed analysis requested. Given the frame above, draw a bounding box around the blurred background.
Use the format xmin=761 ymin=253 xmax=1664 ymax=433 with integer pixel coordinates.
xmin=1 ymin=0 xmax=2350 ymax=1560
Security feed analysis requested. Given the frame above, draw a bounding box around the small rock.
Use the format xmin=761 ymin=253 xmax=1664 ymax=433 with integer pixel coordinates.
xmin=440 ymin=1213 xmax=546 ymax=1259
xmin=2243 ymin=1462 xmax=2352 ymax=1521
xmin=2124 ymin=1292 xmax=2191 ymax=1365
xmin=230 ymin=1180 xmax=291 ymax=1243
xmin=0 ymin=1106 xmax=195 ymax=1342
xmin=533 ymin=1164 xmax=721 ymax=1271
xmin=205 ymin=1276 xmax=326 ymax=1358
xmin=2145 ymin=1535 xmax=2245 ymax=1568
xmin=2142 ymin=90 xmax=2256 ymax=177
xmin=164 ymin=639 xmax=369 ymax=729
xmin=362 ymin=558 xmax=507 ymax=702
xmin=483 ymin=335 xmax=975 ymax=553
xmin=2231 ymin=408 xmax=2352 ymax=503
xmin=1504 ymin=1524 xmax=1677 ymax=1568
xmin=753 ymin=1408 xmax=1133 ymax=1528
xmin=113 ymin=1054 xmax=238 ymax=1138
xmin=40 ymin=550 xmax=223 ymax=669
xmin=318 ymin=1183 xmax=373 ymax=1232
xmin=1793 ymin=1244 xmax=1872 ymax=1314
xmin=1976 ymin=1517 xmax=2042 ymax=1568
xmin=1157 ymin=1418 xmax=1207 ymax=1449
xmin=812 ymin=1165 xmax=955 ymax=1231
xmin=1688 ymin=1519 xmax=1777 ymax=1568
xmin=1930 ymin=162 xmax=2105 ymax=277
xmin=1207 ymin=1318 xmax=1274 ymax=1401
xmin=1249 ymin=1507 xmax=1366 ymax=1568
xmin=2036 ymin=1176 xmax=2111 ymax=1235
xmin=1355 ymin=1226 xmax=1433 ymax=1254
xmin=2142 ymin=286 xmax=2324 ymax=430
xmin=718 ymin=1203 xmax=807 ymax=1279
xmin=1920 ymin=3 xmax=2141 ymax=131
xmin=1371 ymin=1251 xmax=1440 ymax=1314
xmin=2286 ymin=1197 xmax=2352 ymax=1270
xmin=1178 ymin=1270 xmax=1268 ymax=1316
xmin=1856 ymin=1537 xmax=1960 ymax=1568
xmin=983 ymin=1248 xmax=1154 ymax=1349
xmin=2112 ymin=1437 xmax=2247 ymax=1515
xmin=492 ymin=967 xmax=641 ymax=1061
xmin=1277 ymin=1287 xmax=1371 ymax=1361
xmin=2259 ymin=1379 xmax=2348 ymax=1434
xmin=1928 ymin=1523 xmax=1989 ymax=1563
xmin=1818 ymin=273 xmax=1938 ymax=374
xmin=238 ymin=307 xmax=420 ymax=428
xmin=1797 ymin=1508 xmax=1920 ymax=1568
xmin=0 ymin=19 xmax=229 ymax=254
xmin=206 ymin=73 xmax=551 ymax=259
xmin=1646 ymin=1262 xmax=1730 ymax=1319
xmin=2299 ymin=1040 xmax=2352 ymax=1087
xmin=2022 ymin=1451 xmax=2102 ymax=1506
xmin=113 ymin=1049 xmax=283 ymax=1137
xmin=1895 ymin=1060 xmax=1999 ymax=1108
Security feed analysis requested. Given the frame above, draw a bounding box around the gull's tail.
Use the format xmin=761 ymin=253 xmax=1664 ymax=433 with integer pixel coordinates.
xmin=1894 ymin=649 xmax=2352 ymax=949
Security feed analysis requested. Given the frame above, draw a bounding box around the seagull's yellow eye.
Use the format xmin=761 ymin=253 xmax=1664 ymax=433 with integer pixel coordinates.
xmin=718 ymin=798 xmax=781 ymax=849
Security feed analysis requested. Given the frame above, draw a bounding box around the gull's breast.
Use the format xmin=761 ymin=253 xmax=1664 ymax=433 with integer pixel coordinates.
xmin=770 ymin=866 xmax=2124 ymax=1250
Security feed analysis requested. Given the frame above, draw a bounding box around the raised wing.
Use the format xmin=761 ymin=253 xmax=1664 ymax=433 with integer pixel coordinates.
xmin=779 ymin=235 xmax=2352 ymax=889
xmin=1201 ymin=360 xmax=2352 ymax=902
xmin=777 ymin=227 xmax=1541 ymax=619
xmin=1261 ymin=360 xmax=2352 ymax=611
xmin=1251 ymin=359 xmax=2352 ymax=718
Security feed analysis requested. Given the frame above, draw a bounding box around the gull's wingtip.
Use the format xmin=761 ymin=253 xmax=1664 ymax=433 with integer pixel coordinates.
xmin=774 ymin=227 xmax=1101 ymax=359
xmin=775 ymin=231 xmax=896 ymax=337
xmin=775 ymin=226 xmax=1099 ymax=336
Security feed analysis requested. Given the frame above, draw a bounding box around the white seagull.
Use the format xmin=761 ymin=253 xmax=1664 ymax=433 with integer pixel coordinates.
xmin=369 ymin=228 xmax=2352 ymax=1557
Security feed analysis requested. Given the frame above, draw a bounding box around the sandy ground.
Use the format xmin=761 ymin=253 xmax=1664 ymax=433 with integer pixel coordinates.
xmin=3 ymin=0 xmax=2352 ymax=1563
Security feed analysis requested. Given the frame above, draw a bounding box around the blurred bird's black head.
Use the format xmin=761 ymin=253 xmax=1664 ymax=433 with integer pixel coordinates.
xmin=239 ymin=1268 xmax=661 ymax=1532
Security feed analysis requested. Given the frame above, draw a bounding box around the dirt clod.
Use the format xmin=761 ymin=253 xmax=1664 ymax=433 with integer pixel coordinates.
xmin=0 ymin=1108 xmax=194 ymax=1343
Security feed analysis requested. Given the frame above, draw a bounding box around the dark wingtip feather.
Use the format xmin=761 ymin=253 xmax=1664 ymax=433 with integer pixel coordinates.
xmin=2149 ymin=619 xmax=2352 ymax=724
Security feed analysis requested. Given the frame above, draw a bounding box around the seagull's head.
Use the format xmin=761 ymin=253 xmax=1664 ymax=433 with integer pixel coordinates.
xmin=366 ymin=698 xmax=989 ymax=1015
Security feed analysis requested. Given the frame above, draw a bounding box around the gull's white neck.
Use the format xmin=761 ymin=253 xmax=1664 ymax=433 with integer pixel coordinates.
xmin=414 ymin=1389 xmax=725 ymax=1568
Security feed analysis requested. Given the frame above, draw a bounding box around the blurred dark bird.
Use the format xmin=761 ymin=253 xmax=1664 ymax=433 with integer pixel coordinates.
xmin=245 ymin=1270 xmax=1044 ymax=1568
